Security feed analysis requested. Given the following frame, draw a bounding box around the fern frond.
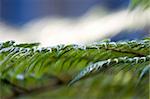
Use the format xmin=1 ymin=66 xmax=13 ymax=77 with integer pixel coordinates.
xmin=139 ymin=64 xmax=150 ymax=80
xmin=0 ymin=38 xmax=150 ymax=98
xmin=0 ymin=39 xmax=149 ymax=80
xmin=130 ymin=0 xmax=150 ymax=9
xmin=69 ymin=55 xmax=150 ymax=85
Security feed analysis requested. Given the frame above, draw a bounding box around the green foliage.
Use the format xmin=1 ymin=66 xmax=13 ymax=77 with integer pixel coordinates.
xmin=0 ymin=38 xmax=150 ymax=99
xmin=130 ymin=0 xmax=150 ymax=9
xmin=69 ymin=55 xmax=150 ymax=85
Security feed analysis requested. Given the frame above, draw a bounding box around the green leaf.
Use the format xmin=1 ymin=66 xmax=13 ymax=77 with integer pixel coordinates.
xmin=0 ymin=38 xmax=150 ymax=98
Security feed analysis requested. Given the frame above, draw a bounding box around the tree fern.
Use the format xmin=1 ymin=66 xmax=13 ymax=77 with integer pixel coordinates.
xmin=0 ymin=38 xmax=150 ymax=99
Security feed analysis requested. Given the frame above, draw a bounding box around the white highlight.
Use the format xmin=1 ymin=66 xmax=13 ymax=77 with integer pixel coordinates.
xmin=0 ymin=8 xmax=150 ymax=47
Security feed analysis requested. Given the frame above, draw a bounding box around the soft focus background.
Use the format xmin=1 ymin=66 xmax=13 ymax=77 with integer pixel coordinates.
xmin=0 ymin=0 xmax=129 ymax=25
xmin=0 ymin=0 xmax=150 ymax=46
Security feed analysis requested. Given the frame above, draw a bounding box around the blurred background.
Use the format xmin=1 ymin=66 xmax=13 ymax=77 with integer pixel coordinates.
xmin=0 ymin=0 xmax=129 ymax=26
xmin=0 ymin=0 xmax=149 ymax=46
